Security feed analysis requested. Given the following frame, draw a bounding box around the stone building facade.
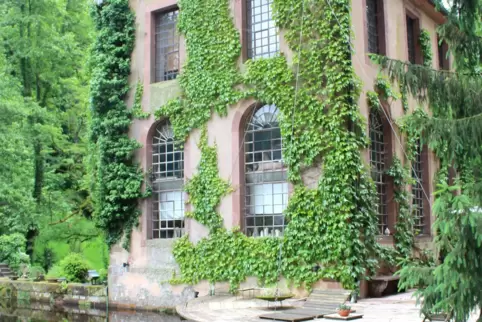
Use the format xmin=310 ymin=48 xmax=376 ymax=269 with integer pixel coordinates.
xmin=109 ymin=0 xmax=447 ymax=308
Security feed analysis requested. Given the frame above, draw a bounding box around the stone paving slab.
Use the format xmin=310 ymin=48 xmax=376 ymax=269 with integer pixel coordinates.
xmin=177 ymin=292 xmax=481 ymax=322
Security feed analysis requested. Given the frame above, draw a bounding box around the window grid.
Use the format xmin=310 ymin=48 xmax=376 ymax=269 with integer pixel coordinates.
xmin=438 ymin=38 xmax=449 ymax=70
xmin=247 ymin=0 xmax=279 ymax=59
xmin=406 ymin=16 xmax=416 ymax=64
xmin=152 ymin=121 xmax=184 ymax=239
xmin=244 ymin=105 xmax=287 ymax=237
xmin=155 ymin=10 xmax=179 ymax=82
xmin=412 ymin=141 xmax=425 ymax=234
xmin=367 ymin=0 xmax=380 ymax=54
xmin=369 ymin=110 xmax=388 ymax=234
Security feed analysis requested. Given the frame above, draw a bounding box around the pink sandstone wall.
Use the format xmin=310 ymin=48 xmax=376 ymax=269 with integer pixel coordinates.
xmin=109 ymin=0 xmax=445 ymax=308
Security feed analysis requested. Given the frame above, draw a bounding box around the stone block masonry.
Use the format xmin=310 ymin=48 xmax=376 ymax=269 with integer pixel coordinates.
xmin=0 ymin=278 xmax=107 ymax=309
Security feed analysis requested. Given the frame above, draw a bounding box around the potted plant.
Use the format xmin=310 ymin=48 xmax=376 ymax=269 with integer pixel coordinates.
xmin=338 ymin=303 xmax=351 ymax=317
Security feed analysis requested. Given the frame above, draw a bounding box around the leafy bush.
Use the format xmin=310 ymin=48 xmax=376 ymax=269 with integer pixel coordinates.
xmin=59 ymin=253 xmax=89 ymax=283
xmin=46 ymin=264 xmax=63 ymax=279
xmin=28 ymin=265 xmax=46 ymax=279
xmin=98 ymin=268 xmax=108 ymax=283
xmin=0 ymin=233 xmax=30 ymax=273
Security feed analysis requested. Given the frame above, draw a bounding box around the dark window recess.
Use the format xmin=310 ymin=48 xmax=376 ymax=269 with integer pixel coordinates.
xmin=244 ymin=104 xmax=288 ymax=237
xmin=366 ymin=0 xmax=384 ymax=54
xmin=155 ymin=10 xmax=179 ymax=82
xmin=411 ymin=141 xmax=425 ymax=235
xmin=369 ymin=110 xmax=388 ymax=234
xmin=151 ymin=121 xmax=184 ymax=239
xmin=247 ymin=0 xmax=279 ymax=59
xmin=406 ymin=16 xmax=417 ymax=64
xmin=438 ymin=38 xmax=450 ymax=70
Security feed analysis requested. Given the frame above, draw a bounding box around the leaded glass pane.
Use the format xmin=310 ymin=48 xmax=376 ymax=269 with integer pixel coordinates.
xmin=247 ymin=0 xmax=279 ymax=59
xmin=244 ymin=105 xmax=287 ymax=237
xmin=152 ymin=121 xmax=184 ymax=239
xmin=155 ymin=10 xmax=179 ymax=82
xmin=369 ymin=110 xmax=388 ymax=234
xmin=412 ymin=141 xmax=425 ymax=234
xmin=406 ymin=16 xmax=416 ymax=64
xmin=367 ymin=0 xmax=380 ymax=54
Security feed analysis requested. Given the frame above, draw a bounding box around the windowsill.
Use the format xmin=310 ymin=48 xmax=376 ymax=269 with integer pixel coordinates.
xmin=150 ymin=78 xmax=179 ymax=88
xmin=414 ymin=234 xmax=432 ymax=242
xmin=377 ymin=235 xmax=394 ymax=245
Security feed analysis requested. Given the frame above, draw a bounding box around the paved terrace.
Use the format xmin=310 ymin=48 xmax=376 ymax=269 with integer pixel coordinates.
xmin=177 ymin=291 xmax=481 ymax=322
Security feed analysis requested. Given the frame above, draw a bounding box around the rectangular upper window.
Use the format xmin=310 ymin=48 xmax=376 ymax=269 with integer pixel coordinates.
xmin=438 ymin=38 xmax=450 ymax=70
xmin=246 ymin=0 xmax=279 ymax=59
xmin=366 ymin=0 xmax=385 ymax=55
xmin=155 ymin=9 xmax=179 ymax=82
xmin=406 ymin=15 xmax=420 ymax=64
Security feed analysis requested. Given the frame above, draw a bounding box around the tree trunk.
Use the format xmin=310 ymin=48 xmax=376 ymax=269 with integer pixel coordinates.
xmin=33 ymin=140 xmax=43 ymax=203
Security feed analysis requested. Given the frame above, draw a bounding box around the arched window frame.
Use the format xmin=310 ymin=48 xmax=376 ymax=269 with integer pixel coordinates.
xmin=369 ymin=108 xmax=394 ymax=235
xmin=242 ymin=104 xmax=288 ymax=237
xmin=150 ymin=120 xmax=185 ymax=239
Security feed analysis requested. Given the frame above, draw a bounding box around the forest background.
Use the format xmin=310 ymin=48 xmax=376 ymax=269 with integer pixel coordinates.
xmin=0 ymin=0 xmax=107 ymax=278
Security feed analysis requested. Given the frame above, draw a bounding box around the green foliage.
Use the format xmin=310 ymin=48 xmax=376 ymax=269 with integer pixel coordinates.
xmin=371 ymin=55 xmax=482 ymax=120
xmin=46 ymin=264 xmax=64 ymax=279
xmin=98 ymin=268 xmax=108 ymax=283
xmin=155 ymin=0 xmax=243 ymax=141
xmin=386 ymin=157 xmax=415 ymax=259
xmin=132 ymin=81 xmax=149 ymax=119
xmin=27 ymin=266 xmax=46 ymax=279
xmin=375 ymin=75 xmax=400 ymax=101
xmin=59 ymin=253 xmax=89 ymax=283
xmin=184 ymin=127 xmax=233 ymax=231
xmin=419 ymin=29 xmax=433 ymax=67
xmin=367 ymin=91 xmax=381 ymax=110
xmin=0 ymin=233 xmax=30 ymax=273
xmin=399 ymin=183 xmax=482 ymax=321
xmin=173 ymin=229 xmax=280 ymax=292
xmin=244 ymin=56 xmax=326 ymax=181
xmin=172 ymin=0 xmax=383 ymax=292
xmin=89 ymin=0 xmax=145 ymax=249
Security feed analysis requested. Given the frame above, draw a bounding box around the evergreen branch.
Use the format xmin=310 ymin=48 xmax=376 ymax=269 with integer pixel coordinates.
xmin=371 ymin=55 xmax=482 ymax=119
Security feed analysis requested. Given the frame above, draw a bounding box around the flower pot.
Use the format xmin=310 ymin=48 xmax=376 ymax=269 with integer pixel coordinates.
xmin=338 ymin=309 xmax=350 ymax=317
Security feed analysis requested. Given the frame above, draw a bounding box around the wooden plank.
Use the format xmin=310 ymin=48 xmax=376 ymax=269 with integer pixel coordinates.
xmin=324 ymin=313 xmax=364 ymax=320
xmin=285 ymin=308 xmax=335 ymax=317
xmin=259 ymin=312 xmax=316 ymax=322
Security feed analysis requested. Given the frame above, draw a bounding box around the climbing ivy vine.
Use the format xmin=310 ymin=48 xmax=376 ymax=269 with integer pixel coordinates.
xmin=132 ymin=81 xmax=150 ymax=119
xmin=162 ymin=0 xmax=383 ymax=292
xmin=420 ymin=29 xmax=433 ymax=67
xmin=366 ymin=77 xmax=416 ymax=261
xmin=89 ymin=0 xmax=145 ymax=249
xmin=184 ymin=127 xmax=233 ymax=232
xmin=386 ymin=157 xmax=415 ymax=259
xmin=153 ymin=0 xmax=243 ymax=142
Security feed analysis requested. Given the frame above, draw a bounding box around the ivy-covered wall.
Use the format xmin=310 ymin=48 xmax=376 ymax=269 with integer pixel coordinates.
xmin=107 ymin=0 xmax=444 ymax=307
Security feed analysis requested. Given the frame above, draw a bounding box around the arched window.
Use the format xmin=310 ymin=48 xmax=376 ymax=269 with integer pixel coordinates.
xmin=412 ymin=140 xmax=426 ymax=234
xmin=244 ymin=104 xmax=288 ymax=237
xmin=369 ymin=109 xmax=388 ymax=234
xmin=151 ymin=121 xmax=184 ymax=239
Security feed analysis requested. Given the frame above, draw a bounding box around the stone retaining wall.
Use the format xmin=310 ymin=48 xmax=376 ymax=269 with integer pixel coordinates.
xmin=0 ymin=278 xmax=107 ymax=309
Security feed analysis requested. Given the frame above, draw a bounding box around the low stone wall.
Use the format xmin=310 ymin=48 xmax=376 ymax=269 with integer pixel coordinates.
xmin=0 ymin=278 xmax=107 ymax=309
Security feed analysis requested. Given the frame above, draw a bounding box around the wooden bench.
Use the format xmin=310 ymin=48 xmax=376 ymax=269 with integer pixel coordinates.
xmin=422 ymin=312 xmax=450 ymax=321
xmin=236 ymin=287 xmax=258 ymax=299
xmin=368 ymin=275 xmax=400 ymax=297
